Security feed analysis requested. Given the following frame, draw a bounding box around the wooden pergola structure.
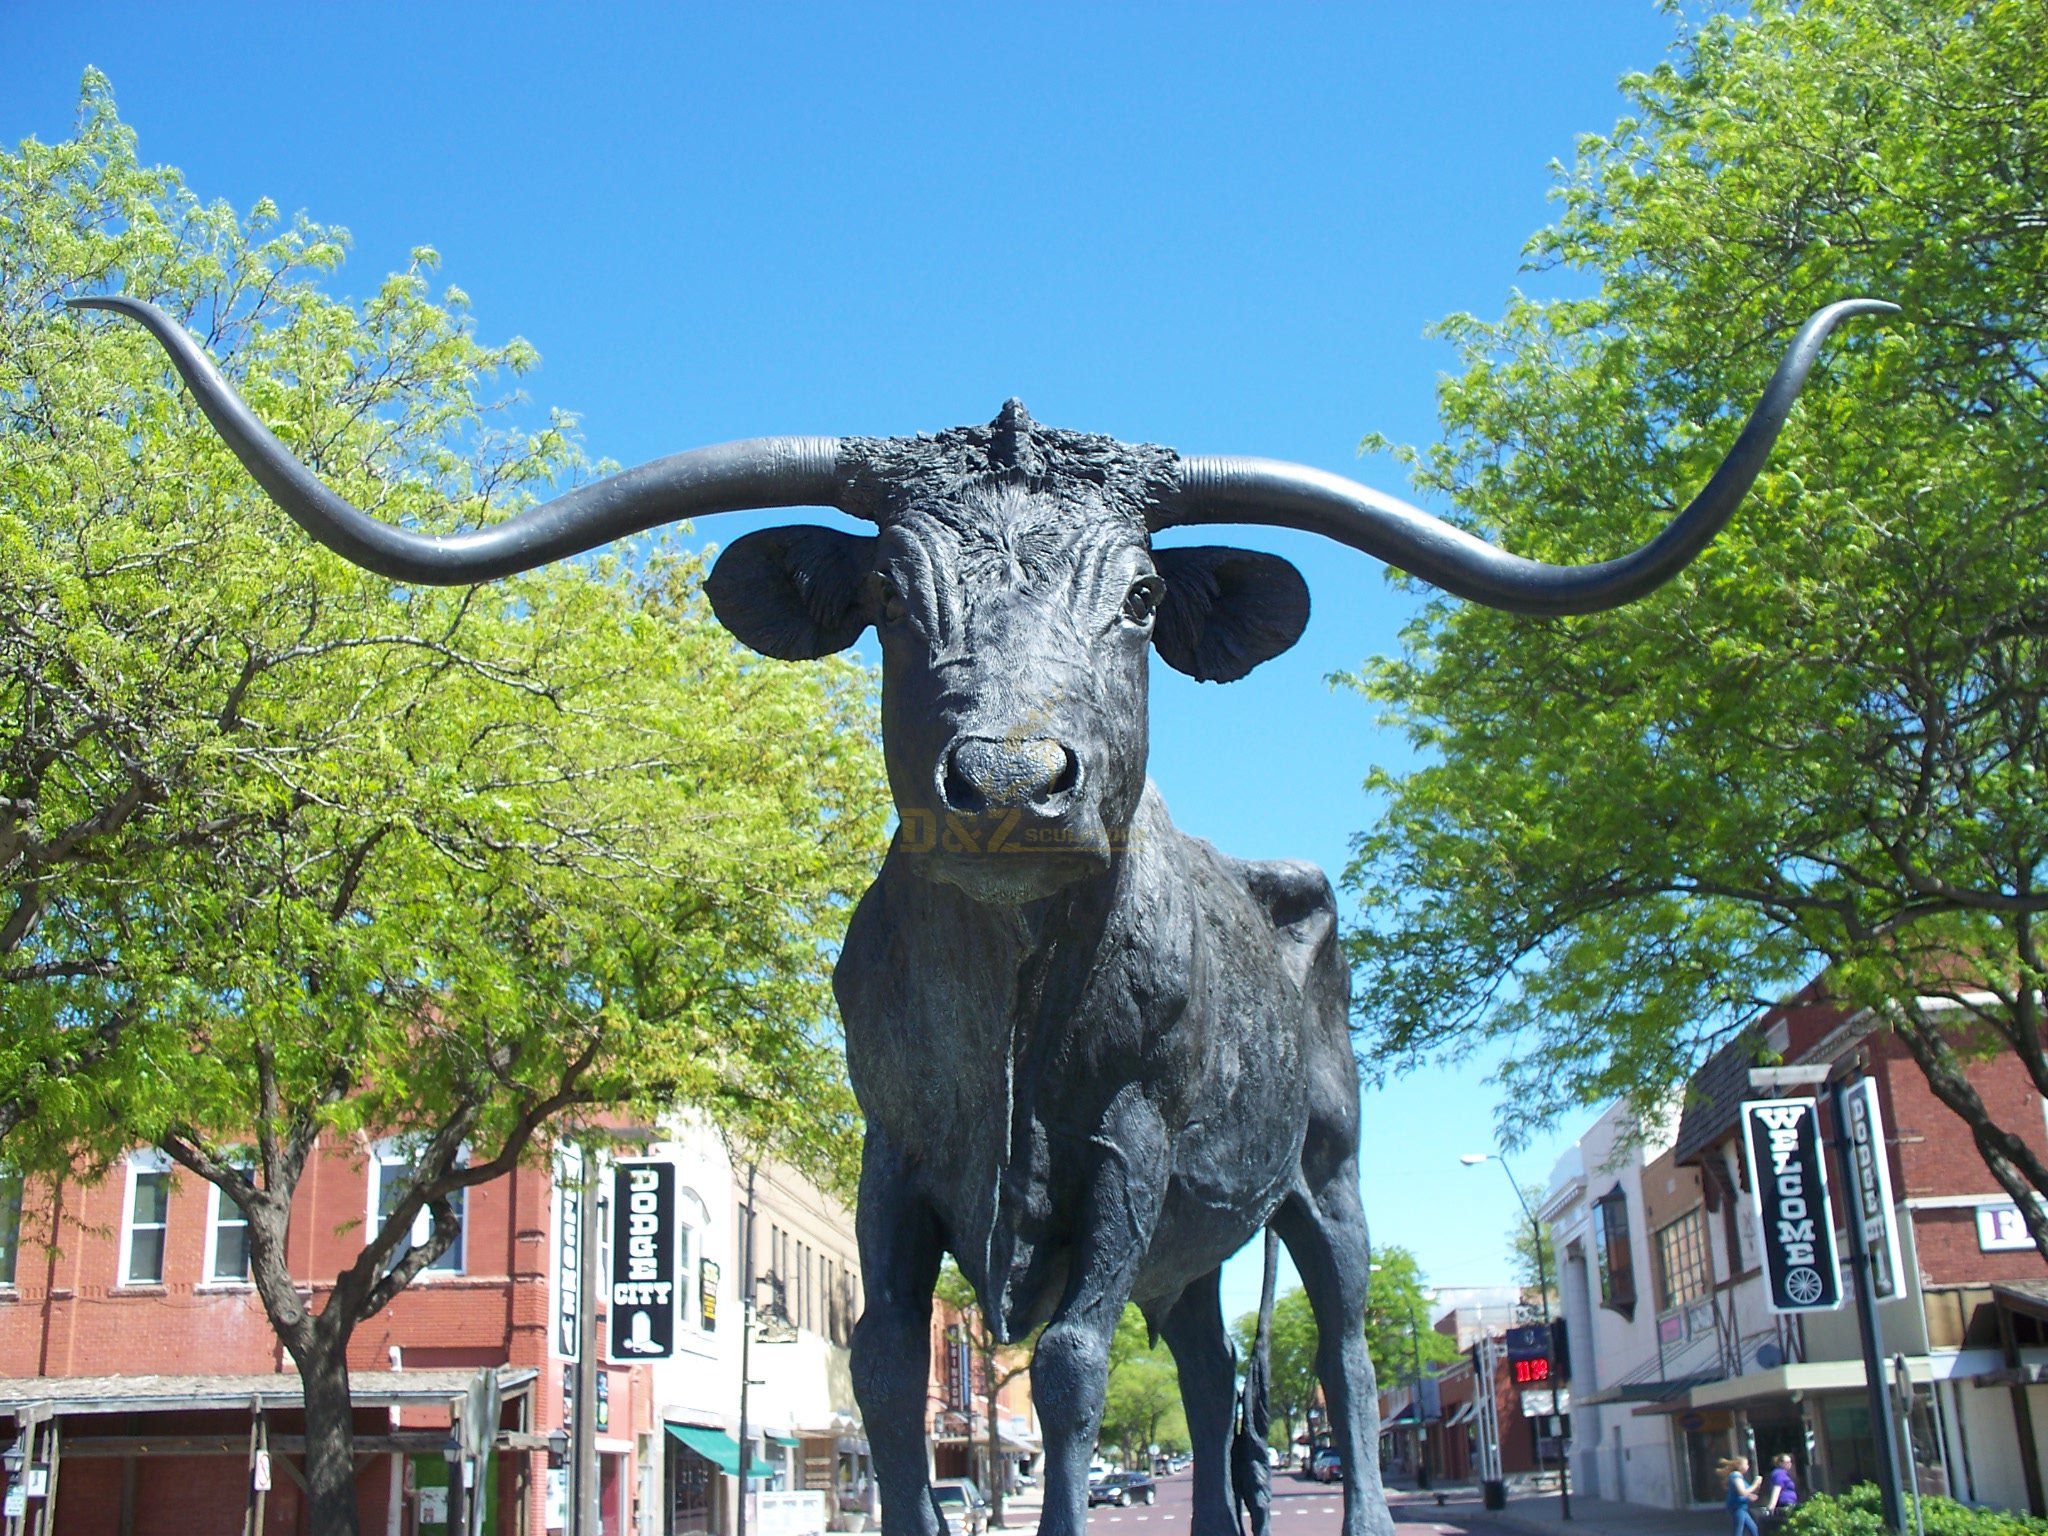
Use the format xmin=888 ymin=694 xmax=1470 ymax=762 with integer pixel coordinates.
xmin=0 ymin=1366 xmax=541 ymax=1535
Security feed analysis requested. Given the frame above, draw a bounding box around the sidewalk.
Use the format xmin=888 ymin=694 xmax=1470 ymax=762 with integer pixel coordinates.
xmin=1390 ymin=1484 xmax=1728 ymax=1536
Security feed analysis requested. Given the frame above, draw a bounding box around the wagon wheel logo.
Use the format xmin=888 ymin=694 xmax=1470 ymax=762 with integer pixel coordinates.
xmin=1784 ymin=1267 xmax=1825 ymax=1305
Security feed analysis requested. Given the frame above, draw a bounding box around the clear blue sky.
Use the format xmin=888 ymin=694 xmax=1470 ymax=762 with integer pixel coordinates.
xmin=6 ymin=3 xmax=1690 ymax=1321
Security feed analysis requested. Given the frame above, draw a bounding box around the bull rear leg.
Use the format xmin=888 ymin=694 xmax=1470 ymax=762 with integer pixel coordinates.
xmin=1158 ymin=1267 xmax=1237 ymax=1536
xmin=1272 ymin=1174 xmax=1396 ymax=1536
xmin=849 ymin=1133 xmax=946 ymax=1536
xmin=1032 ymin=1090 xmax=1170 ymax=1536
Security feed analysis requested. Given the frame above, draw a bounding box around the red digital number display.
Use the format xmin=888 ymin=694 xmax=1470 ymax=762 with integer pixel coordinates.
xmin=1512 ymin=1356 xmax=1551 ymax=1385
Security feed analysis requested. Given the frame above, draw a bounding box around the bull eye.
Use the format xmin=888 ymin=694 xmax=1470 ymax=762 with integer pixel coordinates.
xmin=1121 ymin=576 xmax=1165 ymax=628
xmin=866 ymin=572 xmax=909 ymax=626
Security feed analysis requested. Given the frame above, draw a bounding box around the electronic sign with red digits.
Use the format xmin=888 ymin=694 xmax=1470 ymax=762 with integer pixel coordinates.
xmin=1511 ymin=1356 xmax=1552 ymax=1386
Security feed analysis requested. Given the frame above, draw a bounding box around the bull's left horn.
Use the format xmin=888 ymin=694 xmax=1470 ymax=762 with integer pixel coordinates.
xmin=67 ymin=295 xmax=856 ymax=584
xmin=1157 ymin=299 xmax=1897 ymax=617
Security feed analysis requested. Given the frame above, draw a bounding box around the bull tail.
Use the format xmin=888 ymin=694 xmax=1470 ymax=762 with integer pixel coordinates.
xmin=1233 ymin=1228 xmax=1280 ymax=1536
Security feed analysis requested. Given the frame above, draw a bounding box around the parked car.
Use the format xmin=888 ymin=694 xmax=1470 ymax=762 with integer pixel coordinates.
xmin=1310 ymin=1448 xmax=1344 ymax=1484
xmin=1087 ymin=1471 xmax=1158 ymax=1508
xmin=931 ymin=1479 xmax=990 ymax=1535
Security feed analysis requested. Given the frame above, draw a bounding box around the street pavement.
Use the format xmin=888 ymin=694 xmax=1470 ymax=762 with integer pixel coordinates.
xmin=988 ymin=1467 xmax=1725 ymax=1536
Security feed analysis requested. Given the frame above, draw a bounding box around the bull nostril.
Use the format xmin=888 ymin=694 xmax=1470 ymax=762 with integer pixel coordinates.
xmin=1048 ymin=745 xmax=1080 ymax=800
xmin=943 ymin=749 xmax=988 ymax=815
xmin=941 ymin=737 xmax=1079 ymax=815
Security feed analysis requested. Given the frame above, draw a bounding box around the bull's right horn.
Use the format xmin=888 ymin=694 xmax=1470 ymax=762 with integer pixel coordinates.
xmin=1157 ymin=299 xmax=1897 ymax=617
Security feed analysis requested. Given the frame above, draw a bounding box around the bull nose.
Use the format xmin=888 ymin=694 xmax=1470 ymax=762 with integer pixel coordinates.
xmin=940 ymin=736 xmax=1081 ymax=815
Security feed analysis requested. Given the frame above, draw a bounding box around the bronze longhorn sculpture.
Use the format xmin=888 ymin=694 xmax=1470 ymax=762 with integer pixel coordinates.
xmin=73 ymin=294 xmax=1891 ymax=1536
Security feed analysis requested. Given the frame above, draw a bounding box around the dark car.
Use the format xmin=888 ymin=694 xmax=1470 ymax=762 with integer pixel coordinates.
xmin=1087 ymin=1471 xmax=1158 ymax=1508
xmin=1310 ymin=1448 xmax=1344 ymax=1484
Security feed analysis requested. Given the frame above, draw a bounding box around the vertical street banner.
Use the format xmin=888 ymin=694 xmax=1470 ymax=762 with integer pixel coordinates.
xmin=552 ymin=1144 xmax=582 ymax=1361
xmin=1741 ymin=1098 xmax=1843 ymax=1313
xmin=1840 ymin=1077 xmax=1905 ymax=1301
xmin=608 ymin=1158 xmax=678 ymax=1361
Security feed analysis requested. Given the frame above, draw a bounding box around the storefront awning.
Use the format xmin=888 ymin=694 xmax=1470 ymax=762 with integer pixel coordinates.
xmin=770 ymin=1435 xmax=803 ymax=1449
xmin=0 ymin=1367 xmax=537 ymax=1419
xmin=1579 ymin=1374 xmax=1718 ymax=1408
xmin=1637 ymin=1357 xmax=1940 ymax=1415
xmin=668 ymin=1424 xmax=774 ymax=1477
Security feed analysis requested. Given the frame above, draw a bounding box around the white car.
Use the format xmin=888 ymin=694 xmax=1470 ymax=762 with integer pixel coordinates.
xmin=931 ymin=1479 xmax=989 ymax=1536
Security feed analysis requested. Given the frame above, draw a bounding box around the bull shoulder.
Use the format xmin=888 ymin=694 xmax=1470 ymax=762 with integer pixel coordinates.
xmin=1203 ymin=853 xmax=1338 ymax=990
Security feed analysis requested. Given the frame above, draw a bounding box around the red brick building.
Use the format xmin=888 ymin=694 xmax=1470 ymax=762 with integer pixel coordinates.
xmin=0 ymin=1135 xmax=656 ymax=1534
xmin=1380 ymin=1306 xmax=1543 ymax=1487
xmin=1550 ymin=977 xmax=2048 ymax=1514
xmin=925 ymin=1296 xmax=1039 ymax=1493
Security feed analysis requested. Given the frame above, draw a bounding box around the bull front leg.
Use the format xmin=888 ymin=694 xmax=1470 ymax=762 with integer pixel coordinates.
xmin=850 ymin=1132 xmax=946 ymax=1536
xmin=1032 ymin=1089 xmax=1170 ymax=1536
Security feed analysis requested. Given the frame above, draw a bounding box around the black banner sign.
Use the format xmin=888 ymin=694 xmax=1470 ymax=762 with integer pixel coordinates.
xmin=608 ymin=1159 xmax=678 ymax=1360
xmin=1741 ymin=1099 xmax=1842 ymax=1314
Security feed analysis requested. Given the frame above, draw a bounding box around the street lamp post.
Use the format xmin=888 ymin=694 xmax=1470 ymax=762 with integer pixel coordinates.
xmin=1408 ymin=1294 xmax=1430 ymax=1491
xmin=1462 ymin=1153 xmax=1570 ymax=1522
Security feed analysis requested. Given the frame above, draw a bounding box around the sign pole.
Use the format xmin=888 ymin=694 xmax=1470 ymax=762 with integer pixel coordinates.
xmin=1829 ymin=1077 xmax=1907 ymax=1534
xmin=574 ymin=1150 xmax=601 ymax=1536
xmin=737 ymin=1161 xmax=756 ymax=1536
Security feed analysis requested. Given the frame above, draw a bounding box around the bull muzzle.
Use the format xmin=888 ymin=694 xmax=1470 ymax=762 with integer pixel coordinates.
xmin=939 ymin=736 xmax=1081 ymax=817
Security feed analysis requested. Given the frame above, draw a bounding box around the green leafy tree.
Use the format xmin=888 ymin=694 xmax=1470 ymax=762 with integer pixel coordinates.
xmin=1364 ymin=1248 xmax=1460 ymax=1395
xmin=1231 ymin=1252 xmax=1458 ymax=1458
xmin=934 ymin=1260 xmax=1041 ymax=1526
xmin=1234 ymin=1287 xmax=1318 ymax=1454
xmin=2 ymin=79 xmax=885 ymax=1534
xmin=1098 ymin=1306 xmax=1186 ymax=1471
xmin=1506 ymin=1184 xmax=1557 ymax=1316
xmin=1343 ymin=0 xmax=2048 ymax=1252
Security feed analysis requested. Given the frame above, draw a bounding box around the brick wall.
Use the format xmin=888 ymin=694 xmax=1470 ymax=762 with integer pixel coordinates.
xmin=3 ymin=1132 xmax=656 ymax=1536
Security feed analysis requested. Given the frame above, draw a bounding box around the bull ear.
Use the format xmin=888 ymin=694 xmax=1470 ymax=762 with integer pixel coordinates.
xmin=705 ymin=526 xmax=876 ymax=660
xmin=1151 ymin=546 xmax=1309 ymax=683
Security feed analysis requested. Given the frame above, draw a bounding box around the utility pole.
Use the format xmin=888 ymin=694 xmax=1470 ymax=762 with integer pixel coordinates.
xmin=1829 ymin=1075 xmax=1908 ymax=1534
xmin=573 ymin=1148 xmax=600 ymax=1536
xmin=1408 ymin=1297 xmax=1429 ymax=1491
xmin=736 ymin=1161 xmax=757 ymax=1536
xmin=1750 ymin=1061 xmax=1909 ymax=1536
xmin=1462 ymin=1152 xmax=1570 ymax=1521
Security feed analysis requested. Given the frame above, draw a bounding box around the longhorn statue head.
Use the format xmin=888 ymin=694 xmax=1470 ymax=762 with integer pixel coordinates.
xmin=70 ymin=296 xmax=1892 ymax=904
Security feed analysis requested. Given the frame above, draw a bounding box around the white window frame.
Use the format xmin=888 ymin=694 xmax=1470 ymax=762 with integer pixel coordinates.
xmin=203 ymin=1159 xmax=256 ymax=1287
xmin=0 ymin=1166 xmax=22 ymax=1291
xmin=677 ymin=1187 xmax=711 ymax=1331
xmin=120 ymin=1148 xmax=173 ymax=1287
xmin=367 ymin=1141 xmax=466 ymax=1278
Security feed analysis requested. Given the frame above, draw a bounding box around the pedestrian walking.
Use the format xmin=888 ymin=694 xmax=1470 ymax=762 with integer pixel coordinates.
xmin=1720 ymin=1456 xmax=1762 ymax=1536
xmin=1762 ymin=1455 xmax=1799 ymax=1523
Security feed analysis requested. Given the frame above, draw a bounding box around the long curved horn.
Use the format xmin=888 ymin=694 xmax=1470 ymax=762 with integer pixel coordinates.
xmin=67 ymin=296 xmax=851 ymax=585
xmin=1161 ymin=298 xmax=1896 ymax=617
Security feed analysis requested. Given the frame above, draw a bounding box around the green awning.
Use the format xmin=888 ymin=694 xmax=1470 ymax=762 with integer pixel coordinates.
xmin=666 ymin=1424 xmax=773 ymax=1478
xmin=770 ymin=1435 xmax=802 ymax=1449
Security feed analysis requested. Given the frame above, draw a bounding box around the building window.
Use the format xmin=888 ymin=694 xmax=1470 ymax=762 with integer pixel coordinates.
xmin=206 ymin=1163 xmax=255 ymax=1285
xmin=122 ymin=1149 xmax=172 ymax=1285
xmin=1591 ymin=1185 xmax=1636 ymax=1318
xmin=0 ymin=1169 xmax=21 ymax=1288
xmin=369 ymin=1144 xmax=465 ymax=1275
xmin=1654 ymin=1208 xmax=1711 ymax=1313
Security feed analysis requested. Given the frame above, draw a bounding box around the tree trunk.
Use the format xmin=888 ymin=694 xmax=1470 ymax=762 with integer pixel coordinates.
xmin=986 ymin=1360 xmax=1005 ymax=1527
xmin=299 ymin=1333 xmax=364 ymax=1536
